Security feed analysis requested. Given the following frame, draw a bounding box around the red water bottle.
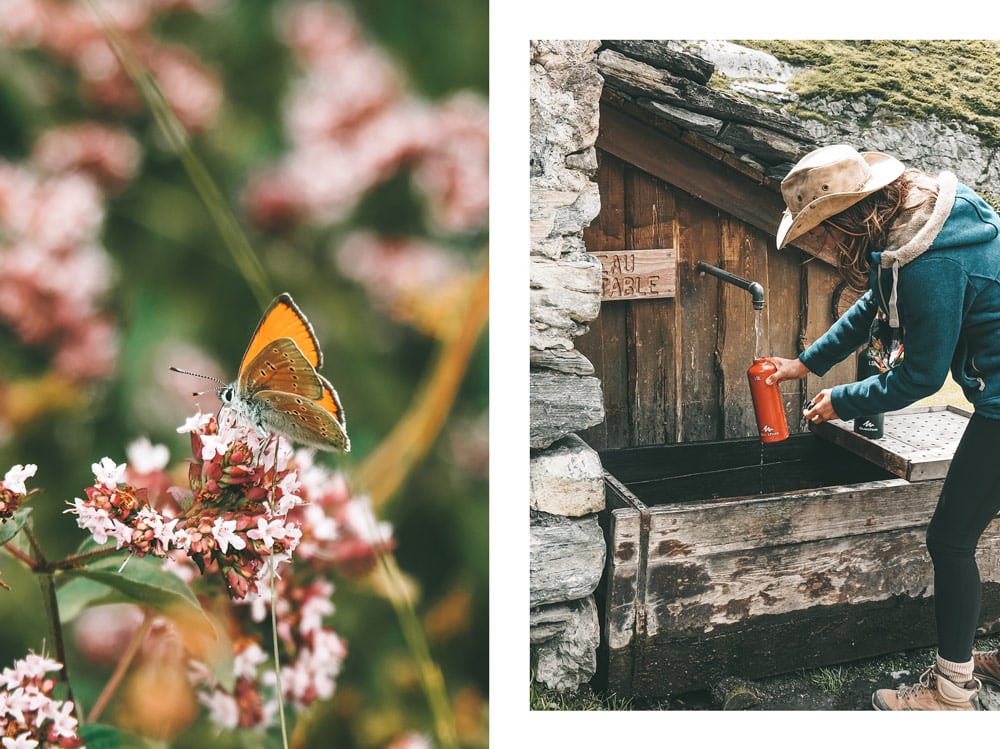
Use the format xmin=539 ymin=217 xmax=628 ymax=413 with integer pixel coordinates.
xmin=747 ymin=358 xmax=789 ymax=443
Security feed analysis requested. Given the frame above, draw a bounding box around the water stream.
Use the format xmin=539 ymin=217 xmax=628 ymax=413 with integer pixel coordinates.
xmin=753 ymin=307 xmax=763 ymax=361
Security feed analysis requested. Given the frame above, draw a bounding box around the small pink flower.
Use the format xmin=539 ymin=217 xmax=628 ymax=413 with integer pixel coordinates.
xmin=92 ymin=457 xmax=126 ymax=489
xmin=212 ymin=518 xmax=246 ymax=554
xmin=2 ymin=731 xmax=39 ymax=749
xmin=2 ymin=464 xmax=37 ymax=495
xmin=126 ymin=437 xmax=170 ymax=474
xmin=176 ymin=411 xmax=213 ymax=434
xmin=197 ymin=689 xmax=239 ymax=730
xmin=247 ymin=517 xmax=287 ymax=550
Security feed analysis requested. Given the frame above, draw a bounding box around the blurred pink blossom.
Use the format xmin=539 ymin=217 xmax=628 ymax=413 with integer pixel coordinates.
xmin=0 ymin=0 xmax=222 ymax=133
xmin=243 ymin=2 xmax=487 ymax=236
xmin=335 ymin=232 xmax=465 ymax=309
xmin=33 ymin=123 xmax=142 ymax=190
xmin=0 ymin=163 xmax=118 ymax=382
xmin=413 ymin=92 xmax=489 ymax=233
xmin=334 ymin=231 xmax=473 ymax=336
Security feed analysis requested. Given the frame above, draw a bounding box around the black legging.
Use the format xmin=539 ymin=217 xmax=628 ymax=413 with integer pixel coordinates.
xmin=926 ymin=412 xmax=1000 ymax=663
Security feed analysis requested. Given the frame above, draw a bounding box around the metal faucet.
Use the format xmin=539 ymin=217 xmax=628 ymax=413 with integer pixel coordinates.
xmin=696 ymin=261 xmax=766 ymax=310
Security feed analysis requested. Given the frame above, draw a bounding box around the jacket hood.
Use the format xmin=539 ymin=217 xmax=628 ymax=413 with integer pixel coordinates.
xmin=871 ymin=171 xmax=991 ymax=327
xmin=879 ymin=171 xmax=957 ymax=269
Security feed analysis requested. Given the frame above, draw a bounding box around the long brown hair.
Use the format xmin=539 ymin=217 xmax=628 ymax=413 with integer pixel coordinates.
xmin=823 ymin=174 xmax=911 ymax=291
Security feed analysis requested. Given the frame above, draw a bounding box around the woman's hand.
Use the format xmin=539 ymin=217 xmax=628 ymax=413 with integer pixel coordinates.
xmin=803 ymin=388 xmax=839 ymax=424
xmin=764 ymin=356 xmax=809 ymax=386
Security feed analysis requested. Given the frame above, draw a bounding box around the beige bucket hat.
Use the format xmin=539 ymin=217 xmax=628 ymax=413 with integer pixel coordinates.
xmin=776 ymin=144 xmax=906 ymax=249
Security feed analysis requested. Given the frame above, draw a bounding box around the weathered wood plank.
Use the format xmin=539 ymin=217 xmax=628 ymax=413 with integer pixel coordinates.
xmin=644 ymin=526 xmax=939 ymax=637
xmin=591 ymin=248 xmax=676 ymax=301
xmin=582 ymin=149 xmax=625 ymax=253
xmin=676 ymin=191 xmax=723 ymax=442
xmin=604 ymin=506 xmax=642 ymax=651
xmin=601 ymin=40 xmax=715 ymax=85
xmin=625 ymin=581 xmax=1000 ymax=699
xmin=597 ymin=49 xmax=810 ymax=141
xmin=625 ymin=167 xmax=676 ymax=447
xmin=645 ymin=477 xmax=939 ymax=557
xmin=599 ymin=105 xmax=783 ymax=239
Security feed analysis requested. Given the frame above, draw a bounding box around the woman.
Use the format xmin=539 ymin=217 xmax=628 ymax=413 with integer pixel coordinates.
xmin=767 ymin=143 xmax=1000 ymax=710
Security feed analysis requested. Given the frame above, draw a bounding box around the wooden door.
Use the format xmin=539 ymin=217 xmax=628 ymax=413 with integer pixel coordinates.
xmin=578 ymin=148 xmax=852 ymax=451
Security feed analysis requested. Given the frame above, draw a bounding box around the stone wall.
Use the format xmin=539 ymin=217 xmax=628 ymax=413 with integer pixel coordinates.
xmin=528 ymin=40 xmax=606 ymax=692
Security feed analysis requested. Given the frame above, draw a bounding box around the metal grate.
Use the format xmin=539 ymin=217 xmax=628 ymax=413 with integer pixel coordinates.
xmin=810 ymin=405 xmax=971 ymax=482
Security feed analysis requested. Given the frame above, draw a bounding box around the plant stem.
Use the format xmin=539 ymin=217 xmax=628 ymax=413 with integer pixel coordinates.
xmin=376 ymin=551 xmax=458 ymax=749
xmin=88 ymin=608 xmax=156 ymax=723
xmin=48 ymin=546 xmax=124 ymax=571
xmin=269 ymin=560 xmax=289 ymax=749
xmin=36 ymin=571 xmax=76 ymax=714
xmin=2 ymin=542 xmax=36 ymax=568
xmin=84 ymin=0 xmax=272 ymax=309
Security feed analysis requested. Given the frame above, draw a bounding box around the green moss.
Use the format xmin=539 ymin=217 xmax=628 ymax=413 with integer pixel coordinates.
xmin=738 ymin=40 xmax=1000 ymax=147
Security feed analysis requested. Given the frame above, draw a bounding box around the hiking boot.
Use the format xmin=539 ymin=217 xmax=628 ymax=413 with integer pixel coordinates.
xmin=872 ymin=666 xmax=980 ymax=711
xmin=974 ymin=649 xmax=1000 ymax=688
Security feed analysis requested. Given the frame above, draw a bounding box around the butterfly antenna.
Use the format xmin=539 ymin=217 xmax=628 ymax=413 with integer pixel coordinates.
xmin=169 ymin=366 xmax=226 ymax=395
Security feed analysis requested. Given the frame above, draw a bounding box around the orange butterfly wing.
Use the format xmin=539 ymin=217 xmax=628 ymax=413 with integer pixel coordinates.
xmin=239 ymin=294 xmax=322 ymax=376
xmin=316 ymin=374 xmax=347 ymax=431
xmin=238 ymin=338 xmax=323 ymax=399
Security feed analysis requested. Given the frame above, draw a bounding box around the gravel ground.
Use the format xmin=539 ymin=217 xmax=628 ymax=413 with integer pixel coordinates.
xmin=658 ymin=634 xmax=1000 ymax=711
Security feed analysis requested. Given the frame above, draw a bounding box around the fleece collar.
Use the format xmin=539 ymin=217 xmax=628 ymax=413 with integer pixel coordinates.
xmin=879 ymin=171 xmax=958 ymax=268
xmin=877 ymin=171 xmax=957 ymax=328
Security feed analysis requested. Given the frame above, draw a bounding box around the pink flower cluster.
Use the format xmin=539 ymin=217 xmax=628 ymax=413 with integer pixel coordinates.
xmin=243 ymin=2 xmax=488 ymax=234
xmin=0 ymin=0 xmax=222 ymax=133
xmin=188 ymin=448 xmax=390 ymax=729
xmin=67 ymin=417 xmax=391 ymax=733
xmin=0 ymin=464 xmax=37 ymax=520
xmin=194 ymin=578 xmax=347 ymax=729
xmin=68 ymin=411 xmax=305 ymax=599
xmin=0 ymin=162 xmax=119 ymax=382
xmin=0 ymin=653 xmax=83 ymax=748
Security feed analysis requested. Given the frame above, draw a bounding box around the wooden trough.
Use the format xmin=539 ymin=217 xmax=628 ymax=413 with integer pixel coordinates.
xmin=595 ymin=407 xmax=1000 ymax=701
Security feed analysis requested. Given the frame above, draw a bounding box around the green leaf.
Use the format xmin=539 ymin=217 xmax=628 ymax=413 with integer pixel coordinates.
xmin=55 ymin=576 xmax=121 ymax=622
xmin=61 ymin=554 xmax=206 ymax=625
xmin=58 ymin=555 xmax=236 ymax=691
xmin=0 ymin=506 xmax=32 ymax=546
xmin=78 ymin=723 xmax=151 ymax=749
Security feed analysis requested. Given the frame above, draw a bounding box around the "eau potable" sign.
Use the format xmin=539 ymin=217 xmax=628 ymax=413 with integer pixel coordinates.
xmin=591 ymin=248 xmax=676 ymax=301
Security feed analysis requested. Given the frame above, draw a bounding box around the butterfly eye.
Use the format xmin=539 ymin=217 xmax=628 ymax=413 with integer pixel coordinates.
xmin=220 ymin=386 xmax=234 ymax=403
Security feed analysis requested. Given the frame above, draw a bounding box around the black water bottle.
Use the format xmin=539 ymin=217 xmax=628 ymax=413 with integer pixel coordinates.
xmin=854 ymin=347 xmax=884 ymax=439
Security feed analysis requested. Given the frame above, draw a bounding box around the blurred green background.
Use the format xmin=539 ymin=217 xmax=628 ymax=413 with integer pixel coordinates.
xmin=0 ymin=0 xmax=488 ymax=746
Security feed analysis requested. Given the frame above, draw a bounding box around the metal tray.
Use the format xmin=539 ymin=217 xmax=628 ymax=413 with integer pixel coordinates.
xmin=809 ymin=404 xmax=971 ymax=482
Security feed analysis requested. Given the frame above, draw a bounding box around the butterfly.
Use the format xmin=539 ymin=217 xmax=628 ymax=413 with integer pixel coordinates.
xmin=172 ymin=293 xmax=350 ymax=452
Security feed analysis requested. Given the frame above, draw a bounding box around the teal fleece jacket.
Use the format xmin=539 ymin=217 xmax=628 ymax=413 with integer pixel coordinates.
xmin=799 ymin=172 xmax=1000 ymax=421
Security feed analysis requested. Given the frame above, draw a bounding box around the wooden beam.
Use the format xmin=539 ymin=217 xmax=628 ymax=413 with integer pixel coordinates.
xmin=597 ymin=104 xmax=838 ymax=266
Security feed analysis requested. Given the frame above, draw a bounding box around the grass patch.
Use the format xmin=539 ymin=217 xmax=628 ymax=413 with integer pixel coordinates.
xmin=736 ymin=41 xmax=1000 ymax=148
xmin=807 ymin=666 xmax=851 ymax=694
xmin=530 ymin=680 xmax=634 ymax=711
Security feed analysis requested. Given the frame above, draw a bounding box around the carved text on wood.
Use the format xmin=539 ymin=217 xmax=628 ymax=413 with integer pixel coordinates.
xmin=591 ymin=248 xmax=676 ymax=301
